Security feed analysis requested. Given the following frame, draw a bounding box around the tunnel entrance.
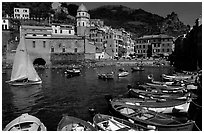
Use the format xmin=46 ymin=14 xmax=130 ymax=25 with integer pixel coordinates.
xmin=33 ymin=58 xmax=46 ymax=66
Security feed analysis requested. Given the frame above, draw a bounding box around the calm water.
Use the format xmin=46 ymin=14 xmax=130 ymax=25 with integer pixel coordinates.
xmin=2 ymin=65 xmax=179 ymax=130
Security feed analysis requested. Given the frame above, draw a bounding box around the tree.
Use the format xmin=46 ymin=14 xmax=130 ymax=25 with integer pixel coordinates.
xmin=67 ymin=4 xmax=79 ymax=17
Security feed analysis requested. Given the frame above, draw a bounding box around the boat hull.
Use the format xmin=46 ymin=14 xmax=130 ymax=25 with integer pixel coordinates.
xmin=57 ymin=115 xmax=97 ymax=131
xmin=93 ymin=114 xmax=151 ymax=131
xmin=3 ymin=113 xmax=46 ymax=131
xmin=113 ymin=97 xmax=191 ymax=114
xmin=108 ymin=100 xmax=195 ymax=131
xmin=118 ymin=72 xmax=129 ymax=77
xmin=8 ymin=80 xmax=42 ymax=86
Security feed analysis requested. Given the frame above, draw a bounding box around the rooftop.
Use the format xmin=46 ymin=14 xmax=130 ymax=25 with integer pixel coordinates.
xmin=77 ymin=4 xmax=88 ymax=12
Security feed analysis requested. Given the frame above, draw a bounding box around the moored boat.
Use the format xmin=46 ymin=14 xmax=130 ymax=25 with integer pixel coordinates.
xmin=128 ymin=88 xmax=192 ymax=100
xmin=108 ymin=99 xmax=195 ymax=131
xmin=118 ymin=71 xmax=129 ymax=77
xmin=57 ymin=115 xmax=97 ymax=131
xmin=3 ymin=113 xmax=47 ymax=131
xmin=131 ymin=66 xmax=144 ymax=71
xmin=65 ymin=68 xmax=81 ymax=76
xmin=93 ymin=113 xmax=153 ymax=131
xmin=138 ymin=84 xmax=186 ymax=94
xmin=111 ymin=97 xmax=191 ymax=114
xmin=162 ymin=74 xmax=194 ymax=81
xmin=98 ymin=72 xmax=114 ymax=80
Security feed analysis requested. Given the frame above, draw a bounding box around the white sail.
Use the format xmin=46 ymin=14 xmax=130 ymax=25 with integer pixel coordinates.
xmin=27 ymin=54 xmax=41 ymax=81
xmin=10 ymin=36 xmax=28 ymax=81
xmin=10 ymin=36 xmax=41 ymax=82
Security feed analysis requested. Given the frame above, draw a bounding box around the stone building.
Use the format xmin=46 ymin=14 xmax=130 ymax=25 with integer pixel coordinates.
xmin=5 ymin=4 xmax=96 ymax=66
xmin=135 ymin=34 xmax=174 ymax=58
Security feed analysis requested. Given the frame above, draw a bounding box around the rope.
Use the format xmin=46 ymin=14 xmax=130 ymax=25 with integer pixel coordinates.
xmin=194 ymin=122 xmax=201 ymax=131
xmin=191 ymin=100 xmax=202 ymax=108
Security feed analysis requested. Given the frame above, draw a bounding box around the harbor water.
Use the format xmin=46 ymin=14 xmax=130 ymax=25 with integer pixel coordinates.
xmin=2 ymin=65 xmax=201 ymax=130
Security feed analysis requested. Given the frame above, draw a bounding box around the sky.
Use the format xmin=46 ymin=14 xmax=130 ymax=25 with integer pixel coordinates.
xmin=52 ymin=1 xmax=202 ymax=26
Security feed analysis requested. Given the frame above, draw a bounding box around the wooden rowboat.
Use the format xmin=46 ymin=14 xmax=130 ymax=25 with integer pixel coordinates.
xmin=93 ymin=114 xmax=153 ymax=131
xmin=111 ymin=97 xmax=191 ymax=114
xmin=128 ymin=88 xmax=191 ymax=100
xmin=109 ymin=99 xmax=195 ymax=131
xmin=3 ymin=113 xmax=47 ymax=131
xmin=57 ymin=115 xmax=97 ymax=131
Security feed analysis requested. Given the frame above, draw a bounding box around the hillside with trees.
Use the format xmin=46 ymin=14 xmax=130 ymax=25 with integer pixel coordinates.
xmin=2 ymin=3 xmax=189 ymax=38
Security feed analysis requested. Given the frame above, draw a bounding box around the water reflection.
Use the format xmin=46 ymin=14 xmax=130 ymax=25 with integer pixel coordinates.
xmin=10 ymin=85 xmax=43 ymax=114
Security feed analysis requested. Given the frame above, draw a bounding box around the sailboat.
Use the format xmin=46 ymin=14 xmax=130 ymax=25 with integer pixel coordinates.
xmin=6 ymin=36 xmax=42 ymax=86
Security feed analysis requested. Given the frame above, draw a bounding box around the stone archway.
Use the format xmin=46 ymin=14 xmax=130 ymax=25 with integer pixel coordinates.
xmin=33 ymin=58 xmax=46 ymax=66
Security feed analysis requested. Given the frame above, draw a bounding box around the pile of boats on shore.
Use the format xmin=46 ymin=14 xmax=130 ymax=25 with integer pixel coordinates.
xmin=4 ymin=70 xmax=201 ymax=131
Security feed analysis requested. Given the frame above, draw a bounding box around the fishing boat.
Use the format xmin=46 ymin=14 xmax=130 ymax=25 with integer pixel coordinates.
xmin=128 ymin=88 xmax=192 ymax=100
xmin=6 ymin=36 xmax=42 ymax=86
xmin=3 ymin=113 xmax=47 ymax=131
xmin=98 ymin=72 xmax=114 ymax=80
xmin=118 ymin=68 xmax=129 ymax=77
xmin=146 ymin=82 xmax=185 ymax=90
xmin=57 ymin=115 xmax=97 ymax=131
xmin=110 ymin=97 xmax=191 ymax=114
xmin=131 ymin=66 xmax=144 ymax=71
xmin=162 ymin=74 xmax=193 ymax=81
xmin=118 ymin=71 xmax=129 ymax=77
xmin=148 ymin=74 xmax=183 ymax=86
xmin=108 ymin=99 xmax=195 ymax=131
xmin=93 ymin=114 xmax=153 ymax=131
xmin=138 ymin=84 xmax=187 ymax=94
xmin=65 ymin=68 xmax=81 ymax=76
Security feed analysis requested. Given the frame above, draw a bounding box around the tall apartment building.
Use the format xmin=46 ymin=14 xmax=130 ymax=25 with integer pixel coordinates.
xmin=135 ymin=34 xmax=174 ymax=57
xmin=14 ymin=8 xmax=29 ymax=19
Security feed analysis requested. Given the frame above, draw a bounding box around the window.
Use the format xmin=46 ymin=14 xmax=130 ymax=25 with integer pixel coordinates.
xmin=162 ymin=49 xmax=164 ymax=52
xmin=69 ymin=30 xmax=71 ymax=34
xmin=143 ymin=45 xmax=145 ymax=48
xmin=167 ymin=49 xmax=170 ymax=52
xmin=2 ymin=25 xmax=4 ymax=30
xmin=33 ymin=41 xmax=35 ymax=48
xmin=74 ymin=48 xmax=77 ymax=53
xmin=60 ymin=30 xmax=62 ymax=33
xmin=158 ymin=44 xmax=160 ymax=47
xmin=51 ymin=46 xmax=54 ymax=52
xmin=33 ymin=34 xmax=36 ymax=36
xmin=82 ymin=22 xmax=85 ymax=26
xmin=43 ymin=41 xmax=46 ymax=48
xmin=43 ymin=34 xmax=47 ymax=36
xmin=62 ymin=46 xmax=65 ymax=52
